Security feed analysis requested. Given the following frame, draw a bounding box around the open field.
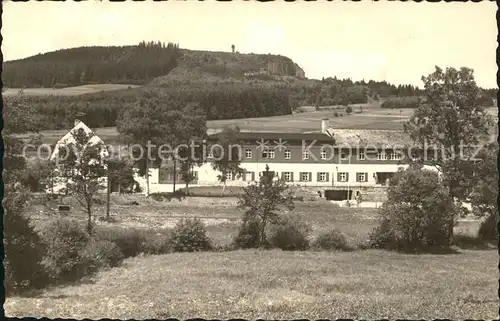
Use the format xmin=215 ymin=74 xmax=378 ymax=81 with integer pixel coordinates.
xmin=18 ymin=105 xmax=496 ymax=147
xmin=3 ymin=84 xmax=141 ymax=97
xmin=18 ymin=104 xmax=413 ymax=146
xmin=5 ymin=249 xmax=497 ymax=319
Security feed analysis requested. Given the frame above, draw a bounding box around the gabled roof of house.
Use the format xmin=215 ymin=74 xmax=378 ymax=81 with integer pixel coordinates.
xmin=50 ymin=121 xmax=105 ymax=161
xmin=208 ymin=129 xmax=413 ymax=148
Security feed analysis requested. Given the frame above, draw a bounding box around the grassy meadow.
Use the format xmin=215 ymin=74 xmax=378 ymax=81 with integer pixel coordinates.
xmin=5 ymin=250 xmax=497 ymax=319
xmin=10 ymin=193 xmax=496 ymax=319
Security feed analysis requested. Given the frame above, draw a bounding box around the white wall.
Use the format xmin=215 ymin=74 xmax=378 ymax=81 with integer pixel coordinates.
xmin=133 ymin=162 xmax=410 ymax=194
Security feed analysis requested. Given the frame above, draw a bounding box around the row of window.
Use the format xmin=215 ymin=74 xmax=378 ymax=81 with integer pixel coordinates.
xmin=243 ymin=149 xmax=402 ymax=161
xmin=225 ymin=171 xmax=369 ymax=183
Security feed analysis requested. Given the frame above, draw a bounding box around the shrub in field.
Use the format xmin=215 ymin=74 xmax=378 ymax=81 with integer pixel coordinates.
xmin=268 ymin=216 xmax=311 ymax=251
xmin=380 ymin=96 xmax=421 ymax=109
xmin=95 ymin=227 xmax=149 ymax=258
xmin=233 ymin=218 xmax=264 ymax=249
xmin=170 ymin=218 xmax=213 ymax=252
xmin=333 ymin=112 xmax=339 ymax=117
xmin=237 ymin=165 xmax=295 ymax=248
xmin=37 ymin=219 xmax=92 ymax=282
xmin=80 ymin=239 xmax=124 ymax=273
xmin=369 ymin=166 xmax=457 ymax=252
xmin=345 ymin=105 xmax=353 ymax=115
xmin=368 ymin=219 xmax=395 ymax=250
xmin=141 ymin=230 xmax=174 ymax=255
xmin=4 ymin=186 xmax=48 ymax=294
xmin=96 ymin=227 xmax=173 ymax=256
xmin=478 ymin=213 xmax=498 ymax=242
xmin=312 ymin=228 xmax=351 ymax=251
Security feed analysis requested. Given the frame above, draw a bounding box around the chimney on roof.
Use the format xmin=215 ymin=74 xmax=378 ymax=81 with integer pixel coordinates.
xmin=321 ymin=118 xmax=329 ymax=134
xmin=74 ymin=119 xmax=81 ymax=127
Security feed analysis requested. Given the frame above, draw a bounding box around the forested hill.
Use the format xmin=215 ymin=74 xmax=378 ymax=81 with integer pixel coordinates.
xmin=3 ymin=42 xmax=180 ymax=88
xmin=3 ymin=42 xmax=307 ymax=88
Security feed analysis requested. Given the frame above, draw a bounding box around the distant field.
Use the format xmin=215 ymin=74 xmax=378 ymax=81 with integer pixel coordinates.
xmin=16 ymin=104 xmax=497 ymax=146
xmin=3 ymin=84 xmax=141 ymax=97
xmin=19 ymin=104 xmax=412 ymax=145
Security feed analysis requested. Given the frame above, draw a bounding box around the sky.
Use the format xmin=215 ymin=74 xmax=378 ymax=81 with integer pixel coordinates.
xmin=3 ymin=1 xmax=497 ymax=88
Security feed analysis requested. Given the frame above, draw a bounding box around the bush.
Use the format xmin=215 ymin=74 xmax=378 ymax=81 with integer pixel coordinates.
xmin=478 ymin=213 xmax=498 ymax=242
xmin=368 ymin=219 xmax=395 ymax=250
xmin=312 ymin=229 xmax=351 ymax=251
xmin=170 ymin=218 xmax=213 ymax=252
xmin=36 ymin=219 xmax=91 ymax=282
xmin=333 ymin=112 xmax=339 ymax=117
xmin=4 ymin=188 xmax=48 ymax=294
xmin=95 ymin=227 xmax=147 ymax=258
xmin=268 ymin=216 xmax=311 ymax=251
xmin=345 ymin=105 xmax=353 ymax=115
xmin=96 ymin=227 xmax=173 ymax=256
xmin=141 ymin=230 xmax=174 ymax=255
xmin=80 ymin=239 xmax=124 ymax=273
xmin=233 ymin=218 xmax=264 ymax=249
xmin=369 ymin=167 xmax=457 ymax=253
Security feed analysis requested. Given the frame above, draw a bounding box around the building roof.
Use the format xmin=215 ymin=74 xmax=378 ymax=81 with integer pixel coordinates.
xmin=50 ymin=121 xmax=106 ymax=161
xmin=208 ymin=129 xmax=413 ymax=148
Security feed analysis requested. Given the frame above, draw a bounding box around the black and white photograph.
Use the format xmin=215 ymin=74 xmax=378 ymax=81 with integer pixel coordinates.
xmin=1 ymin=1 xmax=498 ymax=319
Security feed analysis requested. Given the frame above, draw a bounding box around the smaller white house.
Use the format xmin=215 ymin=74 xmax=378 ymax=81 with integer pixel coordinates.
xmin=47 ymin=120 xmax=109 ymax=195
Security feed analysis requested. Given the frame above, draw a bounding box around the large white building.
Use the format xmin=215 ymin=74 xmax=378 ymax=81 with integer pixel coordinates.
xmin=135 ymin=119 xmax=422 ymax=200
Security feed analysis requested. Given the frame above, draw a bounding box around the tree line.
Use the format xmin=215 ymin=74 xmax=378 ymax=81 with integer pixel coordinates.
xmin=22 ymin=83 xmax=292 ymax=131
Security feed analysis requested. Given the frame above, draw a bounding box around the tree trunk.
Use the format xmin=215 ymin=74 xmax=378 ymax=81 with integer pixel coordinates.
xmin=185 ymin=160 xmax=190 ymax=196
xmin=173 ymin=158 xmax=177 ymax=193
xmin=221 ymin=182 xmax=226 ymax=197
xmin=87 ymin=203 xmax=93 ymax=234
xmin=106 ymin=176 xmax=111 ymax=221
xmin=259 ymin=219 xmax=267 ymax=248
xmin=447 ymin=185 xmax=455 ymax=246
xmin=145 ymin=159 xmax=150 ymax=197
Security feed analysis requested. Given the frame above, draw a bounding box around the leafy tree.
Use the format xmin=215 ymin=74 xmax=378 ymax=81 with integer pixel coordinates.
xmin=106 ymin=158 xmax=137 ymax=195
xmin=21 ymin=158 xmax=55 ymax=192
xmin=54 ymin=129 xmax=108 ymax=233
xmin=116 ymin=90 xmax=207 ymax=195
xmin=237 ymin=165 xmax=295 ymax=247
xmin=345 ymin=105 xmax=353 ymax=115
xmin=210 ymin=126 xmax=245 ymax=196
xmin=403 ymin=66 xmax=493 ymax=244
xmin=469 ymin=143 xmax=498 ymax=241
xmin=3 ymin=92 xmax=48 ymax=294
xmin=4 ymin=174 xmax=48 ymax=294
xmin=369 ymin=166 xmax=458 ymax=252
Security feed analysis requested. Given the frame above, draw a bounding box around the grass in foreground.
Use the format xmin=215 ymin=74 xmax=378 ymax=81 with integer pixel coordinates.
xmin=5 ymin=249 xmax=497 ymax=319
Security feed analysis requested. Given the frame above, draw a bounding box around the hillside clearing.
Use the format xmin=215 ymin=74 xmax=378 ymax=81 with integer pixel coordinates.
xmin=5 ymin=249 xmax=497 ymax=319
xmin=3 ymin=84 xmax=141 ymax=97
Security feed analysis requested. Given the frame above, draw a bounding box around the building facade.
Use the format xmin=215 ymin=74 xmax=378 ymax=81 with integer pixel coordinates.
xmin=137 ymin=124 xmax=421 ymax=200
